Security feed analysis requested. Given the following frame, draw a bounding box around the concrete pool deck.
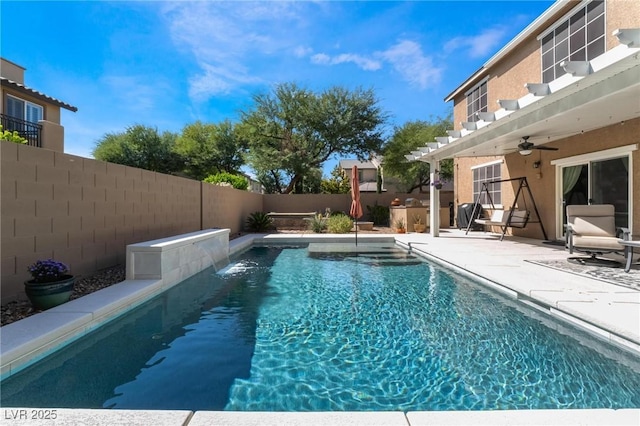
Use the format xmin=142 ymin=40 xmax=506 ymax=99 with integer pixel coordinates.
xmin=1 ymin=229 xmax=639 ymax=425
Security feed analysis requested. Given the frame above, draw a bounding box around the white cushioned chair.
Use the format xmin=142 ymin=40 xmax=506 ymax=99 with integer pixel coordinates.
xmin=566 ymin=204 xmax=630 ymax=265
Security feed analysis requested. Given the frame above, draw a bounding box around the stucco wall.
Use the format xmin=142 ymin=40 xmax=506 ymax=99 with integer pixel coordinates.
xmin=0 ymin=142 xmax=263 ymax=302
xmin=606 ymin=0 xmax=640 ymax=50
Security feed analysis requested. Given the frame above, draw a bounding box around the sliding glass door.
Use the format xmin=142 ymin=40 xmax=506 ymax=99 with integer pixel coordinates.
xmin=591 ymin=156 xmax=629 ymax=228
xmin=557 ymin=148 xmax=632 ymax=238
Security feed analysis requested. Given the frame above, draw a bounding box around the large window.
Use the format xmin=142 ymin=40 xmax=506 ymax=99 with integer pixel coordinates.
xmin=540 ymin=0 xmax=605 ymax=83
xmin=466 ymin=80 xmax=487 ymax=122
xmin=472 ymin=161 xmax=502 ymax=205
xmin=6 ymin=95 xmax=43 ymax=123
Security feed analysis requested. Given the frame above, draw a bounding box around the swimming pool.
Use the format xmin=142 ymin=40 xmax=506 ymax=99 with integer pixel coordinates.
xmin=1 ymin=244 xmax=639 ymax=411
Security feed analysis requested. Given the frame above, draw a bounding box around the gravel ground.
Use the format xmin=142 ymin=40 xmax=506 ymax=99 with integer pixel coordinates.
xmin=0 ymin=228 xmax=394 ymax=327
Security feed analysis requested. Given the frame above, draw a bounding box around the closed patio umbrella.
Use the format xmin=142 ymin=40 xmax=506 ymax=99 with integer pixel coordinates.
xmin=350 ymin=165 xmax=364 ymax=246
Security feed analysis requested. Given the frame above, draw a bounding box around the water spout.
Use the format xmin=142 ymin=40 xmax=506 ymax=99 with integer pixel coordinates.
xmin=193 ymin=236 xmax=230 ymax=272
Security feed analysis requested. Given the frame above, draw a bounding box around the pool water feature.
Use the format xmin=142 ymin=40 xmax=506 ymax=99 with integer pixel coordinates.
xmin=1 ymin=245 xmax=639 ymax=411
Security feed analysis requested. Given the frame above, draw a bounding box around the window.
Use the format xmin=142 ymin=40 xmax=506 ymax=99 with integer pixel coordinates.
xmin=540 ymin=0 xmax=605 ymax=83
xmin=466 ymin=80 xmax=487 ymax=122
xmin=6 ymin=95 xmax=43 ymax=123
xmin=472 ymin=162 xmax=502 ymax=205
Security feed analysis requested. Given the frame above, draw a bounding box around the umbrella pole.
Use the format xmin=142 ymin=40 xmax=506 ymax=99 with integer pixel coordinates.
xmin=355 ymin=217 xmax=358 ymax=246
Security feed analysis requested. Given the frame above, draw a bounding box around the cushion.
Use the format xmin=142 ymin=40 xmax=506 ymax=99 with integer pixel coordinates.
xmin=572 ymin=235 xmax=623 ymax=250
xmin=567 ymin=204 xmax=616 ymax=237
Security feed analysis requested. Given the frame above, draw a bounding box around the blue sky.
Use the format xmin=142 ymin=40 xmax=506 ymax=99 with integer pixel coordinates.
xmin=1 ymin=1 xmax=552 ymax=176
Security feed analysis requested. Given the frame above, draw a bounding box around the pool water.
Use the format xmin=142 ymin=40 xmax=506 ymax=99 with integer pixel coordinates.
xmin=1 ymin=245 xmax=639 ymax=411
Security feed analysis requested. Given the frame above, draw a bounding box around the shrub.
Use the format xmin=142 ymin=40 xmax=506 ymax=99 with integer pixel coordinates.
xmin=327 ymin=213 xmax=353 ymax=234
xmin=366 ymin=202 xmax=389 ymax=226
xmin=246 ymin=211 xmax=273 ymax=232
xmin=308 ymin=213 xmax=328 ymax=233
xmin=0 ymin=124 xmax=28 ymax=144
xmin=203 ymin=172 xmax=249 ymax=190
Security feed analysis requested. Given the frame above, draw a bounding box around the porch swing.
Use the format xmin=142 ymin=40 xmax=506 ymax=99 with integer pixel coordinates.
xmin=465 ymin=176 xmax=548 ymax=241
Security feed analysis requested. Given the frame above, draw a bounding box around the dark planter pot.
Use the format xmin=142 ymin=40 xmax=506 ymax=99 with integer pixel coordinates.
xmin=24 ymin=275 xmax=75 ymax=310
xmin=434 ymin=184 xmax=443 ymax=190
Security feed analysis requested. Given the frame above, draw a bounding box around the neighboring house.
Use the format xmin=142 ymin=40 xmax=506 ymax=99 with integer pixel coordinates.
xmin=339 ymin=158 xmax=405 ymax=193
xmin=241 ymin=172 xmax=265 ymax=194
xmin=0 ymin=58 xmax=77 ymax=152
xmin=407 ymin=0 xmax=639 ymax=240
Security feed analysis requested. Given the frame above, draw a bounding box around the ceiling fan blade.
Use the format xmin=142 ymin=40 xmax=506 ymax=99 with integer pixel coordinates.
xmin=533 ymin=146 xmax=559 ymax=151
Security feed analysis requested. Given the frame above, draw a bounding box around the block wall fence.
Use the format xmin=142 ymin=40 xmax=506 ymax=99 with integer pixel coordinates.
xmin=1 ymin=142 xmax=450 ymax=303
xmin=0 ymin=142 xmax=263 ymax=303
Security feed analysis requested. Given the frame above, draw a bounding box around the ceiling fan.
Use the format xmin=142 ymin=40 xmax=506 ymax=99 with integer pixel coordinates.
xmin=517 ymin=136 xmax=559 ymax=156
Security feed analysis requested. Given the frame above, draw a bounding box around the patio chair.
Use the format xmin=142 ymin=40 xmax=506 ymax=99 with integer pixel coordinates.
xmin=565 ymin=204 xmax=630 ymax=266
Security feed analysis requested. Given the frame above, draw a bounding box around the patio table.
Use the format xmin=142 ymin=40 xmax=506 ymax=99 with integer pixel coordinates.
xmin=618 ymin=239 xmax=640 ymax=273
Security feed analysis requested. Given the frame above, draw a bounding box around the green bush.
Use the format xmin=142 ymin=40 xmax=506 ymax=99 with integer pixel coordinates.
xmin=203 ymin=172 xmax=248 ymax=190
xmin=245 ymin=211 xmax=273 ymax=232
xmin=308 ymin=213 xmax=328 ymax=233
xmin=327 ymin=213 xmax=353 ymax=234
xmin=366 ymin=202 xmax=389 ymax=226
xmin=0 ymin=125 xmax=28 ymax=144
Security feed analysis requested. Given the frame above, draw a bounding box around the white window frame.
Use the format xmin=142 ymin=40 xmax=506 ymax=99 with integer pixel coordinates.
xmin=465 ymin=77 xmax=488 ymax=123
xmin=6 ymin=94 xmax=43 ymax=123
xmin=471 ymin=159 xmax=503 ymax=207
xmin=551 ymin=144 xmax=636 ymax=238
xmin=538 ymin=0 xmax=605 ymax=84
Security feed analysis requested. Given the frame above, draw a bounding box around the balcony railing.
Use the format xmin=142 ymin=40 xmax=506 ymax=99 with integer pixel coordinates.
xmin=0 ymin=113 xmax=42 ymax=147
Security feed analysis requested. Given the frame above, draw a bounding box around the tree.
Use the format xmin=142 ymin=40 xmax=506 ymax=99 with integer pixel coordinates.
xmin=240 ymin=83 xmax=387 ymax=194
xmin=92 ymin=124 xmax=180 ymax=174
xmin=174 ymin=120 xmax=246 ymax=181
xmin=383 ymin=117 xmax=453 ymax=193
xmin=321 ymin=165 xmax=351 ymax=194
xmin=294 ymin=168 xmax=323 ymax=194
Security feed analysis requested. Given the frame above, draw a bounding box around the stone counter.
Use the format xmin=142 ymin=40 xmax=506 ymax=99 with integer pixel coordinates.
xmin=390 ymin=206 xmax=450 ymax=232
xmin=390 ymin=206 xmax=428 ymax=232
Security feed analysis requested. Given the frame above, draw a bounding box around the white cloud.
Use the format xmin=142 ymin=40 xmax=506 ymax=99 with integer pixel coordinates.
xmin=376 ymin=40 xmax=442 ymax=90
xmin=311 ymin=53 xmax=381 ymax=71
xmin=188 ymin=63 xmax=260 ymax=100
xmin=160 ymin=2 xmax=307 ymax=100
xmin=311 ymin=53 xmax=331 ymax=65
xmin=294 ymin=45 xmax=313 ymax=58
xmin=444 ymin=26 xmax=508 ymax=59
xmin=309 ymin=39 xmax=440 ymax=90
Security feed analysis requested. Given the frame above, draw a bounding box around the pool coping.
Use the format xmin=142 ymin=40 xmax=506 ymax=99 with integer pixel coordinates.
xmin=1 ymin=408 xmax=639 ymax=425
xmin=1 ymin=231 xmax=639 ymax=425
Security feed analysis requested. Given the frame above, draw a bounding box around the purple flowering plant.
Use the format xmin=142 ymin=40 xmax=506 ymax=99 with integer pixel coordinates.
xmin=27 ymin=259 xmax=70 ymax=283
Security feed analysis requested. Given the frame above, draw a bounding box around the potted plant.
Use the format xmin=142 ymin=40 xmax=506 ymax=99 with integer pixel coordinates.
xmin=25 ymin=259 xmax=75 ymax=310
xmin=412 ymin=214 xmax=426 ymax=233
xmin=394 ymin=218 xmax=406 ymax=234
xmin=431 ymin=179 xmax=443 ymax=190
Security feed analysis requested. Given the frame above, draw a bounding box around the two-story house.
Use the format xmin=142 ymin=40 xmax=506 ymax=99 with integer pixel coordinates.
xmin=407 ymin=0 xmax=639 ymax=240
xmin=339 ymin=158 xmax=407 ymax=193
xmin=1 ymin=58 xmax=77 ymax=152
